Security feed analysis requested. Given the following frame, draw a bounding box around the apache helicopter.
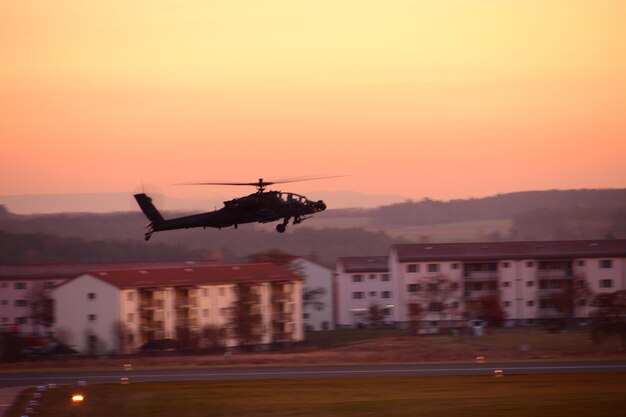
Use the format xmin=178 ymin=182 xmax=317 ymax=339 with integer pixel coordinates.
xmin=134 ymin=177 xmax=332 ymax=241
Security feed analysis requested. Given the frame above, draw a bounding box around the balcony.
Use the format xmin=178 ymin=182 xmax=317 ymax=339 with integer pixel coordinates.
xmin=140 ymin=299 xmax=164 ymax=309
xmin=464 ymin=290 xmax=498 ymax=300
xmin=176 ymin=318 xmax=198 ymax=329
xmin=140 ymin=321 xmax=164 ymax=331
xmin=272 ymin=293 xmax=290 ymax=302
xmin=536 ymin=269 xmax=573 ymax=279
xmin=272 ymin=313 xmax=292 ymax=323
xmin=463 ymin=271 xmax=498 ymax=280
xmin=175 ymin=296 xmax=197 ymax=308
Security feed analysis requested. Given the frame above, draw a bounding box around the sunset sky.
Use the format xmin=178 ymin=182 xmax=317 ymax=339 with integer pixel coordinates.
xmin=1 ymin=1 xmax=625 ymax=210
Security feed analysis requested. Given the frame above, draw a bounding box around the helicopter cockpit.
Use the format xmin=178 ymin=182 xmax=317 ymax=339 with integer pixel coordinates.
xmin=278 ymin=192 xmax=309 ymax=203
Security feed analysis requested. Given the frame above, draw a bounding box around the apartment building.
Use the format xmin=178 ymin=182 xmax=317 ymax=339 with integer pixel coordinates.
xmin=391 ymin=240 xmax=626 ymax=327
xmin=334 ymin=256 xmax=396 ymax=327
xmin=52 ymin=263 xmax=303 ymax=354
xmin=0 ymin=260 xmax=218 ymax=335
xmin=285 ymin=258 xmax=333 ymax=331
xmin=335 ymin=240 xmax=626 ymax=328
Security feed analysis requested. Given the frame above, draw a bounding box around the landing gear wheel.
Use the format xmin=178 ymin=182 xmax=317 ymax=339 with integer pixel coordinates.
xmin=276 ymin=223 xmax=286 ymax=233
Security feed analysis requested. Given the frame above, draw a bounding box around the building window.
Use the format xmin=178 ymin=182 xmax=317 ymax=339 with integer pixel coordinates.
xmin=88 ymin=314 xmax=97 ymax=322
xmin=14 ymin=299 xmax=28 ymax=308
xmin=16 ymin=317 xmax=27 ymax=325
xmin=352 ymin=292 xmax=364 ymax=299
xmin=502 ymin=281 xmax=511 ymax=288
xmin=303 ymin=313 xmax=310 ymax=319
xmin=526 ymin=281 xmax=534 ymax=287
xmin=577 ymin=260 xmax=586 ymax=267
xmin=527 ymin=300 xmax=535 ymax=307
xmin=526 ymin=262 xmax=534 ymax=268
xmin=381 ymin=274 xmax=390 ymax=281
xmin=44 ymin=282 xmax=56 ymax=289
xmin=407 ymin=283 xmax=420 ymax=293
xmin=87 ymin=292 xmax=96 ymax=301
xmin=352 ymin=274 xmax=363 ymax=282
xmin=451 ymin=263 xmax=458 ymax=270
xmin=369 ymin=291 xmax=377 ymax=297
xmin=381 ymin=291 xmax=391 ymax=299
xmin=14 ymin=282 xmax=27 ymax=290
xmin=502 ymin=262 xmax=510 ymax=268
xmin=1 ymin=300 xmax=7 ymax=306
xmin=503 ymin=301 xmax=511 ymax=307
xmin=600 ymin=260 xmax=613 ymax=269
xmin=600 ymin=279 xmax=613 ymax=289
xmin=407 ymin=264 xmax=419 ymax=273
xmin=369 ymin=274 xmax=376 ymax=280
xmin=127 ymin=292 xmax=134 ymax=302
xmin=427 ymin=264 xmax=439 ymax=273
xmin=127 ymin=313 xmax=134 ymax=323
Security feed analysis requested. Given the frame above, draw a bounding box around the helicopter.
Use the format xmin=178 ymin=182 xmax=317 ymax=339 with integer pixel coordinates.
xmin=134 ymin=177 xmax=331 ymax=241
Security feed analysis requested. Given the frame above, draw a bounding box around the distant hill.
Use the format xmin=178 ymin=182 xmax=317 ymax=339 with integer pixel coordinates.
xmin=1 ymin=188 xmax=625 ymax=265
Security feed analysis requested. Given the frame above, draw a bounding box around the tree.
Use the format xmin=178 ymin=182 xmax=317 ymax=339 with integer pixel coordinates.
xmin=414 ymin=274 xmax=460 ymax=327
xmin=366 ymin=304 xmax=385 ymax=328
xmin=200 ymin=325 xmax=225 ymax=352
xmin=227 ymin=284 xmax=264 ymax=348
xmin=111 ymin=320 xmax=135 ymax=355
xmin=590 ymin=290 xmax=626 ymax=349
xmin=476 ymin=293 xmax=507 ymax=327
xmin=27 ymin=282 xmax=54 ymax=335
xmin=407 ymin=303 xmax=425 ymax=335
xmin=546 ymin=275 xmax=592 ymax=328
xmin=304 ymin=287 xmax=326 ymax=311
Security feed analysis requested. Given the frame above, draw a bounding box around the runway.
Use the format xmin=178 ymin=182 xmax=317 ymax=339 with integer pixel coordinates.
xmin=2 ymin=360 xmax=626 ymax=388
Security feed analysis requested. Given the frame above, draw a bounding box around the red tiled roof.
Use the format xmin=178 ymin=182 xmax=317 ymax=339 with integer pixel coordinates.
xmin=64 ymin=263 xmax=301 ymax=289
xmin=393 ymin=240 xmax=626 ymax=262
xmin=337 ymin=256 xmax=388 ymax=273
xmin=0 ymin=260 xmax=218 ymax=280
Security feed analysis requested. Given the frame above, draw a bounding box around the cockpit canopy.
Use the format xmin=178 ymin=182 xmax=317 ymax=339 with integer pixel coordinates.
xmin=277 ymin=192 xmax=310 ymax=203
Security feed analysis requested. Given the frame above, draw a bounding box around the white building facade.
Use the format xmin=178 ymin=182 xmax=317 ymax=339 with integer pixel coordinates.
xmin=334 ymin=256 xmax=397 ymax=327
xmin=53 ymin=263 xmax=303 ymax=354
xmin=289 ymin=258 xmax=335 ymax=331
xmin=391 ymin=240 xmax=626 ymax=327
xmin=334 ymin=240 xmax=626 ymax=329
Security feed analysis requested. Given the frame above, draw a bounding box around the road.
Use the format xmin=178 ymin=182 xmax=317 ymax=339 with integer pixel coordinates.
xmin=2 ymin=360 xmax=626 ymax=388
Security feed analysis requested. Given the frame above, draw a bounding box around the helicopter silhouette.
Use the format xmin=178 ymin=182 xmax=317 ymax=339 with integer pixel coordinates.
xmin=134 ymin=177 xmax=332 ymax=241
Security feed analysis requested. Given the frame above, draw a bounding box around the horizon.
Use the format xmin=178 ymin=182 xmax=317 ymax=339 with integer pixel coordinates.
xmin=1 ymin=186 xmax=624 ymax=215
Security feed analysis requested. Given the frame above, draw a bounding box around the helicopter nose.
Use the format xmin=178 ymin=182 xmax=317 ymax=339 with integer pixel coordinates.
xmin=316 ymin=200 xmax=326 ymax=212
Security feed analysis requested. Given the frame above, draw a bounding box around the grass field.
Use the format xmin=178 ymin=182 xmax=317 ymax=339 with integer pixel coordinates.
xmin=10 ymin=373 xmax=626 ymax=417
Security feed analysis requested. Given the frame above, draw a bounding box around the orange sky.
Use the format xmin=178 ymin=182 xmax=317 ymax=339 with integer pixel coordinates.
xmin=1 ymin=0 xmax=625 ymax=206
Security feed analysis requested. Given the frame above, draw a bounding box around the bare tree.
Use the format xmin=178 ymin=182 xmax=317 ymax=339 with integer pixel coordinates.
xmin=590 ymin=290 xmax=626 ymax=349
xmin=476 ymin=293 xmax=507 ymax=327
xmin=415 ymin=274 xmax=460 ymax=327
xmin=408 ymin=303 xmax=425 ymax=335
xmin=200 ymin=325 xmax=225 ymax=352
xmin=111 ymin=320 xmax=135 ymax=355
xmin=366 ymin=304 xmax=385 ymax=328
xmin=546 ymin=274 xmax=592 ymax=328
xmin=227 ymin=284 xmax=263 ymax=348
xmin=26 ymin=282 xmax=54 ymax=335
xmin=304 ymin=287 xmax=326 ymax=311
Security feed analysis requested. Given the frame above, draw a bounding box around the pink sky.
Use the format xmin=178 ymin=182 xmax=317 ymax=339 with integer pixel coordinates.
xmin=1 ymin=1 xmax=625 ymax=206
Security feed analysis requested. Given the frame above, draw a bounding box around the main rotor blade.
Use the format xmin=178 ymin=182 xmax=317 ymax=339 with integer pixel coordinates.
xmin=174 ymin=175 xmax=345 ymax=187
